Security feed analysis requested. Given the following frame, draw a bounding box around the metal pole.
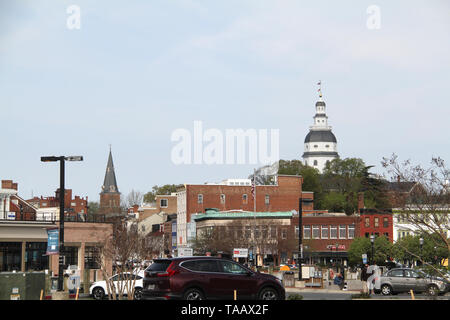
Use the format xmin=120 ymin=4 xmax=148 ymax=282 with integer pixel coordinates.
xmin=298 ymin=197 xmax=302 ymax=281
xmin=58 ymin=157 xmax=65 ymax=291
xmin=371 ymin=242 xmax=374 ymax=265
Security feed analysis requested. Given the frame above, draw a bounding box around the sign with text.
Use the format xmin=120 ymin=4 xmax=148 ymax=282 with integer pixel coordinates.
xmin=233 ymin=248 xmax=248 ymax=258
xmin=178 ymin=247 xmax=193 ymax=257
xmin=46 ymin=229 xmax=59 ymax=255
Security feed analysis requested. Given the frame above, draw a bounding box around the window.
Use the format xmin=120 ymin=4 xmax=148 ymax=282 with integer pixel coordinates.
xmin=339 ymin=225 xmax=346 ymax=239
xmin=388 ymin=270 xmax=404 ymax=277
xmin=71 ymin=202 xmax=76 ymax=207
xmin=303 ymin=226 xmax=311 ymax=239
xmin=25 ymin=242 xmax=48 ymax=271
xmin=220 ymin=194 xmax=225 ymax=204
xmin=245 ymin=226 xmax=252 ymax=238
xmin=262 ymin=226 xmax=268 ymax=239
xmin=242 ymin=194 xmax=248 ymax=204
xmin=384 ymin=232 xmax=389 ymax=238
xmin=60 ymin=246 xmax=78 ymax=268
xmin=84 ymin=246 xmax=100 ymax=269
xmin=281 ymin=228 xmax=287 ymax=239
xmin=295 ymin=226 xmax=299 ymax=239
xmin=313 ymin=160 xmax=318 ymax=166
xmin=365 ymin=217 xmax=370 ymax=228
xmin=270 ymin=226 xmax=277 ymax=238
xmin=160 ymin=199 xmax=168 ymax=208
xmin=198 ymin=194 xmax=203 ymax=204
xmin=254 ymin=226 xmax=260 ymax=239
xmin=330 ymin=226 xmax=337 ymax=239
xmin=312 ymin=226 xmax=320 ymax=239
xmin=348 ymin=225 xmax=355 ymax=239
xmin=265 ymin=195 xmax=270 ymax=205
xmin=219 ymin=261 xmax=248 ymax=274
xmin=321 ymin=226 xmax=329 ymax=239
xmin=383 ymin=217 xmax=389 ymax=228
xmin=181 ymin=260 xmax=220 ymax=273
xmin=374 ymin=217 xmax=379 ymax=228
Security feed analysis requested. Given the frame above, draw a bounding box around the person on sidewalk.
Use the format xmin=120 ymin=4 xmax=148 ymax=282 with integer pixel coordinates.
xmin=360 ymin=264 xmax=370 ymax=294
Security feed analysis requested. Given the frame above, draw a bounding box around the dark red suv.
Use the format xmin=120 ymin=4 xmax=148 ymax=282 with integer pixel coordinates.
xmin=142 ymin=256 xmax=285 ymax=300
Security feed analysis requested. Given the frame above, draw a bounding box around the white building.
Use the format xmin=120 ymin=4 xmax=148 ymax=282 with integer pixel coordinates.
xmin=302 ymin=89 xmax=339 ymax=173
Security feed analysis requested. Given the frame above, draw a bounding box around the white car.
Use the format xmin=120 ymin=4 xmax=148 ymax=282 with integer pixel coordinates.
xmin=89 ymin=271 xmax=144 ymax=300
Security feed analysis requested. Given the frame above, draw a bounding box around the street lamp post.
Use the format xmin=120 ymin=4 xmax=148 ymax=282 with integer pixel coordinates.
xmin=370 ymin=234 xmax=375 ymax=265
xmin=419 ymin=237 xmax=424 ymax=266
xmin=41 ymin=155 xmax=83 ymax=292
xmin=298 ymin=197 xmax=313 ymax=281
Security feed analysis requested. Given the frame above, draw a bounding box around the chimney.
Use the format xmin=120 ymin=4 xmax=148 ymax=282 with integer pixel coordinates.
xmin=2 ymin=180 xmax=13 ymax=189
xmin=357 ymin=192 xmax=365 ymax=212
xmin=397 ymin=175 xmax=401 ymax=183
xmin=12 ymin=183 xmax=18 ymax=191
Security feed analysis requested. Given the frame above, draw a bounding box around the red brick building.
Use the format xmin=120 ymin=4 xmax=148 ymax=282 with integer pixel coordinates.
xmin=293 ymin=213 xmax=360 ymax=265
xmin=176 ymin=175 xmax=316 ymax=247
xmin=359 ymin=209 xmax=393 ymax=242
xmin=27 ymin=188 xmax=88 ymax=216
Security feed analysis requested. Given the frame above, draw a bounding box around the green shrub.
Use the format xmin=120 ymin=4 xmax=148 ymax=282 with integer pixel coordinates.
xmin=287 ymin=293 xmax=303 ymax=300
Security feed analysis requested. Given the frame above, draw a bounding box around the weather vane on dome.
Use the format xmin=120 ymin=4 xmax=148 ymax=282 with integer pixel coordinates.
xmin=317 ymin=80 xmax=322 ymax=98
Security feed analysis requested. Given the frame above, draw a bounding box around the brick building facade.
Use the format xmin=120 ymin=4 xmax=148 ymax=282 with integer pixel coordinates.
xmin=176 ymin=175 xmax=315 ymax=247
xmin=27 ymin=188 xmax=88 ymax=216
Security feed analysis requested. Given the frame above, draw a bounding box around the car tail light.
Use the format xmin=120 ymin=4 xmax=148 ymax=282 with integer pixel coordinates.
xmin=157 ymin=262 xmax=179 ymax=277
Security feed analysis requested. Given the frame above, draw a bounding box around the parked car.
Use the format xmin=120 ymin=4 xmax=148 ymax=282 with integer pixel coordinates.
xmin=89 ymin=270 xmax=145 ymax=300
xmin=142 ymin=256 xmax=285 ymax=300
xmin=376 ymin=268 xmax=449 ymax=296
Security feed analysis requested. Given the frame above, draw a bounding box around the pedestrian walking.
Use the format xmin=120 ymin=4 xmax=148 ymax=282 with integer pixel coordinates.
xmin=360 ymin=264 xmax=370 ymax=294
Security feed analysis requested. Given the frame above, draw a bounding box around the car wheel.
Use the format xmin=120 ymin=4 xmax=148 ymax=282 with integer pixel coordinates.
xmin=183 ymin=288 xmax=204 ymax=300
xmin=258 ymin=287 xmax=279 ymax=300
xmin=427 ymin=285 xmax=439 ymax=297
xmin=134 ymin=288 xmax=143 ymax=300
xmin=381 ymin=284 xmax=392 ymax=296
xmin=93 ymin=287 xmax=105 ymax=300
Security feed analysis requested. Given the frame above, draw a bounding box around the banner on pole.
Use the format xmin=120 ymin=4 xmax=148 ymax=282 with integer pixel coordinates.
xmin=46 ymin=229 xmax=59 ymax=255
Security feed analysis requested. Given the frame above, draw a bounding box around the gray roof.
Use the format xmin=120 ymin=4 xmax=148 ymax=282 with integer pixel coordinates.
xmin=302 ymin=151 xmax=339 ymax=157
xmin=101 ymin=150 xmax=120 ymax=194
xmin=304 ymin=130 xmax=337 ymax=143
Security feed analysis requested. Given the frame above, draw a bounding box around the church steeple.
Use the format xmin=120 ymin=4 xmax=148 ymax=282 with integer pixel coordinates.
xmin=99 ymin=147 xmax=121 ymax=217
xmin=101 ymin=148 xmax=119 ymax=194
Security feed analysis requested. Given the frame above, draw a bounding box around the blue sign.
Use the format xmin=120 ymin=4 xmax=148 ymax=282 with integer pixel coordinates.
xmin=46 ymin=229 xmax=59 ymax=255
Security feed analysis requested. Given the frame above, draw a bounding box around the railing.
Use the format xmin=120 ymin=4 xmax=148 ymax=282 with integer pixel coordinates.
xmin=0 ymin=212 xmax=108 ymax=223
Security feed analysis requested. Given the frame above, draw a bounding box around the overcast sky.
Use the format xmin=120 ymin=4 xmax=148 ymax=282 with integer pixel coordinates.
xmin=1 ymin=0 xmax=449 ymax=202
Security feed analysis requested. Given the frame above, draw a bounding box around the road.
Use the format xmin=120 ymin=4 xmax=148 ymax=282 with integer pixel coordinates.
xmin=286 ymin=290 xmax=450 ymax=300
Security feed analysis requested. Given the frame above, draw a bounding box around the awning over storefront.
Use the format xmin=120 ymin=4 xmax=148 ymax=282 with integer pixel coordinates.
xmin=0 ymin=224 xmax=50 ymax=241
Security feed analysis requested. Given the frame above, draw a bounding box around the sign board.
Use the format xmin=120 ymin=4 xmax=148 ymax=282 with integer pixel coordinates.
xmin=178 ymin=247 xmax=193 ymax=257
xmin=362 ymin=254 xmax=368 ymax=264
xmin=46 ymin=229 xmax=59 ymax=255
xmin=233 ymin=248 xmax=248 ymax=258
xmin=326 ymin=244 xmax=346 ymax=250
xmin=10 ymin=294 xmax=20 ymax=300
xmin=7 ymin=212 xmax=16 ymax=220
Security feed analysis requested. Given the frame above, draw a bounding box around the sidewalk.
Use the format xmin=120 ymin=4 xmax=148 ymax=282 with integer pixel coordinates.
xmin=285 ymin=287 xmax=359 ymax=294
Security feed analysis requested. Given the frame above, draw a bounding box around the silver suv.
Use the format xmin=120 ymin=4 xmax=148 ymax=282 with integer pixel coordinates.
xmin=377 ymin=268 xmax=449 ymax=296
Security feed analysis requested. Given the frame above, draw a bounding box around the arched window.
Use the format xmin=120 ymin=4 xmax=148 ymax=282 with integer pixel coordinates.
xmin=313 ymin=160 xmax=318 ymax=166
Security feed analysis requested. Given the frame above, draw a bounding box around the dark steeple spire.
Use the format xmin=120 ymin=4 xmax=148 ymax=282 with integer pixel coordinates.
xmin=101 ymin=148 xmax=119 ymax=194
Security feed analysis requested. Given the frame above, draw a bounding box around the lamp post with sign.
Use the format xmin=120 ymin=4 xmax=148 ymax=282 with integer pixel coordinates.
xmin=370 ymin=234 xmax=375 ymax=265
xmin=298 ymin=197 xmax=313 ymax=281
xmin=41 ymin=155 xmax=83 ymax=292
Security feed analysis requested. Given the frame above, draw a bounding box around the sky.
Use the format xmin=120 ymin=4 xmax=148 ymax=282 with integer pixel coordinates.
xmin=1 ymin=0 xmax=449 ymax=202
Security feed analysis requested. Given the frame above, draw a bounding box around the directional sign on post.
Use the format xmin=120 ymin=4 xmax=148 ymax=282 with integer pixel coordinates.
xmin=362 ymin=254 xmax=368 ymax=264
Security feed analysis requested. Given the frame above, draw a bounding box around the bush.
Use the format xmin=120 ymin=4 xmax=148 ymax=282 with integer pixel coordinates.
xmin=287 ymin=293 xmax=303 ymax=300
xmin=351 ymin=291 xmax=371 ymax=299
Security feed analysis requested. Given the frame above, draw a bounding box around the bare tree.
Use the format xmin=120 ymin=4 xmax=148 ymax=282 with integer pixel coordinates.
xmin=127 ymin=189 xmax=143 ymax=207
xmin=96 ymin=220 xmax=149 ymax=300
xmin=382 ymin=154 xmax=450 ymax=257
